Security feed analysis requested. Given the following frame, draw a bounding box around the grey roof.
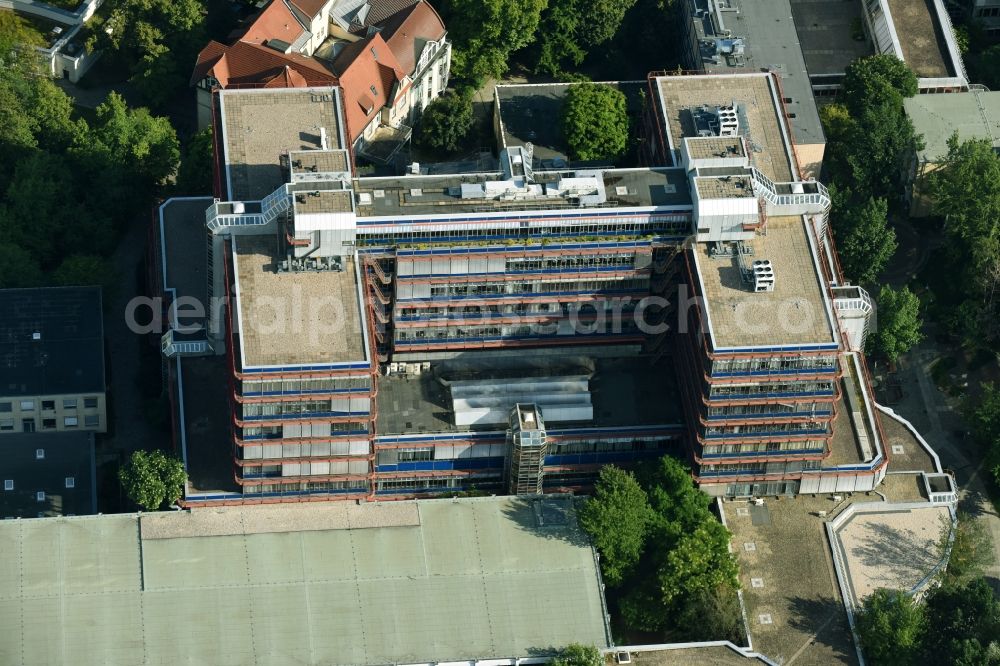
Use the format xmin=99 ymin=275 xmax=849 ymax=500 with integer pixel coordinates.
xmin=0 ymin=496 xmax=610 ymax=665
xmin=688 ymin=0 xmax=825 ymax=148
xmin=0 ymin=432 xmax=96 ymax=518
xmin=0 ymin=286 xmax=105 ymax=398
xmin=904 ymin=90 xmax=1000 ymax=162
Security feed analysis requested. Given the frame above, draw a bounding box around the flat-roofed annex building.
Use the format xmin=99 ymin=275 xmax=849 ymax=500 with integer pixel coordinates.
xmin=0 ymin=496 xmax=610 ymax=665
xmin=0 ymin=287 xmax=107 ymax=436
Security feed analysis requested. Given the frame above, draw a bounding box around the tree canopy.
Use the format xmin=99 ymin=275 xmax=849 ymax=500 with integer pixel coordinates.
xmin=119 ymin=450 xmax=187 ymax=511
xmin=577 ymin=465 xmax=654 ymax=586
xmin=856 ymin=589 xmax=926 ymax=665
xmin=840 ymin=54 xmax=918 ymax=116
xmin=561 ymin=83 xmax=629 ymax=162
xmin=86 ymin=0 xmax=208 ymax=107
xmin=927 ymin=136 xmax=1000 ymax=344
xmin=440 ymin=0 xmax=548 ymax=83
xmin=833 ymin=196 xmax=897 ymax=286
xmin=870 ymin=285 xmax=922 ymax=363
xmin=416 ymin=91 xmax=475 ymax=153
xmin=534 ymin=0 xmax=636 ymax=76
xmin=0 ymin=55 xmax=179 ymax=288
xmin=580 ymin=457 xmax=740 ymax=640
xmin=970 ymin=383 xmax=1000 ymax=489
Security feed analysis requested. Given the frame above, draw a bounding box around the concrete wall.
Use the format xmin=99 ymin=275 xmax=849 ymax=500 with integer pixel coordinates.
xmin=794 ymin=142 xmax=826 ymax=181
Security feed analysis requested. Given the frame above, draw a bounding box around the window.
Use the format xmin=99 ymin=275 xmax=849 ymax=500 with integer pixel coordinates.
xmin=20 ymin=400 xmax=35 ymax=411
xmin=84 ymin=415 xmax=99 ymax=427
xmin=64 ymin=416 xmax=78 ymax=428
xmin=62 ymin=398 xmax=77 ymax=410
xmin=22 ymin=419 xmax=35 ymax=433
xmin=398 ymin=447 xmax=434 ymax=462
xmin=36 ymin=491 xmax=45 ymax=502
xmin=42 ymin=419 xmax=56 ymax=430
xmin=84 ymin=397 xmax=98 ymax=409
xmin=65 ymin=477 xmax=75 ymax=489
xmin=42 ymin=400 xmax=55 ymax=411
xmin=0 ymin=420 xmax=13 ymax=431
xmin=370 ymin=84 xmax=377 ymax=95
xmin=35 ymin=449 xmax=45 ymax=460
xmin=0 ymin=402 xmax=10 ymax=413
xmin=3 ymin=480 xmax=12 ymax=491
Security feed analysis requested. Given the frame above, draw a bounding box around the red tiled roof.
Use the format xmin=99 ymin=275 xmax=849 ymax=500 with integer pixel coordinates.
xmin=380 ymin=1 xmax=446 ymax=75
xmin=334 ymin=33 xmax=405 ymax=143
xmin=241 ymin=0 xmax=308 ymax=47
xmin=191 ymin=41 xmax=336 ymax=88
xmin=191 ymin=40 xmax=229 ymax=85
xmin=263 ymin=65 xmax=309 ymax=88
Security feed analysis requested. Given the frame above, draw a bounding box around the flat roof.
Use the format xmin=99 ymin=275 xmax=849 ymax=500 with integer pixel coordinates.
xmin=885 ymin=0 xmax=953 ymax=79
xmin=724 ymin=496 xmax=859 ymax=664
xmin=904 ymin=90 xmax=1000 ymax=162
xmin=789 ymin=0 xmax=872 ymax=76
xmin=0 ymin=286 xmax=105 ymax=398
xmin=219 ymin=88 xmax=345 ymax=202
xmin=687 ymin=0 xmax=824 ymax=149
xmin=352 ymin=168 xmax=692 ymax=219
xmin=830 ymin=503 xmax=951 ymax=606
xmin=377 ymin=356 xmax=683 ymax=436
xmin=0 ymin=432 xmax=96 ymax=518
xmin=495 ymin=81 xmax=648 ymax=167
xmin=0 ymin=496 xmax=610 ymax=665
xmin=159 ymin=197 xmax=214 ymax=308
xmin=233 ymin=235 xmax=366 ymax=368
xmin=654 ymin=74 xmax=796 ymax=184
xmin=614 ymin=646 xmax=774 ymax=665
xmin=693 ymin=216 xmax=835 ymax=350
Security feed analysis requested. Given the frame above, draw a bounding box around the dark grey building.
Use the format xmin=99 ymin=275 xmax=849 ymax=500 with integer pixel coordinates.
xmin=1 ymin=431 xmax=97 ymax=517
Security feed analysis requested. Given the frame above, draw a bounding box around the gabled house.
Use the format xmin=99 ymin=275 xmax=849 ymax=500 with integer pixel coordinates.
xmin=190 ymin=0 xmax=451 ymax=162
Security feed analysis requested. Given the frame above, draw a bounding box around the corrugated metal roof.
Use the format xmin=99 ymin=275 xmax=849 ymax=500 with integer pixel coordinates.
xmin=0 ymin=497 xmax=609 ymax=665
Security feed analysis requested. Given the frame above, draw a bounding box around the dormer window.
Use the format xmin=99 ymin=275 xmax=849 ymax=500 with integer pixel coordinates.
xmin=371 ymin=46 xmax=378 ymax=60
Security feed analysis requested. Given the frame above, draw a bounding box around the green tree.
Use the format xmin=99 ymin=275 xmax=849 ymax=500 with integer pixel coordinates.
xmin=561 ymin=83 xmax=629 ymax=162
xmin=550 ymin=643 xmax=603 ymax=666
xmin=927 ymin=136 xmax=1000 ymax=343
xmin=534 ymin=0 xmax=636 ymax=75
xmin=922 ymin=578 xmax=1000 ymax=664
xmin=88 ymin=92 xmax=180 ymax=186
xmin=840 ymin=54 xmax=918 ymax=116
xmin=416 ymin=92 xmax=475 ymax=153
xmin=676 ymin=583 xmax=744 ymax=644
xmin=441 ymin=0 xmax=548 ymax=82
xmin=578 ymin=465 xmax=654 ymax=586
xmin=52 ymin=255 xmax=117 ymax=293
xmin=870 ymin=285 xmax=922 ymax=363
xmin=0 ymin=242 xmax=42 ymax=289
xmin=855 ymin=588 xmax=926 ymax=665
xmin=834 ymin=197 xmax=897 ymax=285
xmin=942 ymin=513 xmax=995 ymax=588
xmin=657 ymin=520 xmax=739 ymax=609
xmin=87 ymin=0 xmax=206 ymax=107
xmin=119 ymin=450 xmax=187 ymax=511
xmin=969 ymin=384 xmax=1000 ymax=488
xmin=176 ymin=127 xmax=215 ymax=195
xmin=0 ymin=11 xmax=45 ymax=48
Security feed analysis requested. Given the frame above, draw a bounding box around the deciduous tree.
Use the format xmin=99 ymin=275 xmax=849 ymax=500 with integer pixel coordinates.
xmin=440 ymin=0 xmax=548 ymax=82
xmin=856 ymin=588 xmax=926 ymax=665
xmin=578 ymin=465 xmax=654 ymax=586
xmin=561 ymin=82 xmax=629 ymax=162
xmin=834 ymin=197 xmax=897 ymax=286
xmin=922 ymin=578 xmax=1000 ymax=664
xmin=550 ymin=643 xmax=603 ymax=666
xmin=119 ymin=450 xmax=187 ymax=511
xmin=870 ymin=285 xmax=922 ymax=363
xmin=416 ymin=92 xmax=474 ymax=153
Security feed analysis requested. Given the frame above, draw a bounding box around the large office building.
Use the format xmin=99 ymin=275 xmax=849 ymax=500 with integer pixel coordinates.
xmin=158 ymin=68 xmax=893 ymax=504
xmin=0 ymin=287 xmax=108 ymax=436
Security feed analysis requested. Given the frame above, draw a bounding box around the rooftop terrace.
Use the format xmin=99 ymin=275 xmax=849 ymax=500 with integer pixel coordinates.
xmin=219 ymin=88 xmax=344 ymax=202
xmin=885 ymin=0 xmax=954 ymax=79
xmin=377 ymin=355 xmax=683 ymax=435
xmin=655 ymin=75 xmax=796 ymax=184
xmin=0 ymin=497 xmax=610 ymax=665
xmin=693 ymin=216 xmax=834 ymax=350
xmin=232 ymin=236 xmax=366 ymax=368
xmin=352 ymin=168 xmax=692 ymax=219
